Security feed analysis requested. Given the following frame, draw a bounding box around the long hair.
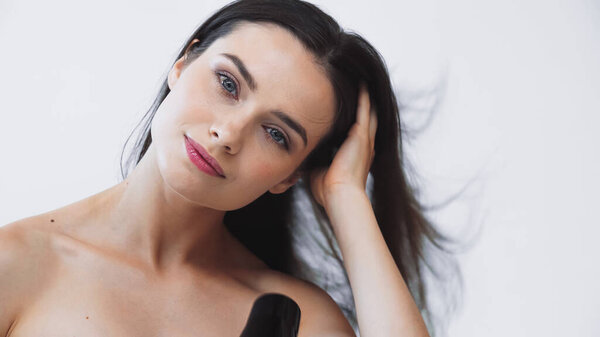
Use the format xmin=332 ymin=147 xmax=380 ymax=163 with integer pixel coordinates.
xmin=120 ymin=0 xmax=462 ymax=335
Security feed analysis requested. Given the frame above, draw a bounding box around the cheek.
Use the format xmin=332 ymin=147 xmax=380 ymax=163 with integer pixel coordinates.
xmin=250 ymin=159 xmax=299 ymax=191
xmin=250 ymin=159 xmax=293 ymax=188
xmin=254 ymin=161 xmax=277 ymax=180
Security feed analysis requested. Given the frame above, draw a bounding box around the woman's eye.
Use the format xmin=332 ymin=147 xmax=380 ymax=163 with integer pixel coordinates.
xmin=265 ymin=126 xmax=289 ymax=150
xmin=214 ymin=72 xmax=288 ymax=151
xmin=217 ymin=72 xmax=238 ymax=98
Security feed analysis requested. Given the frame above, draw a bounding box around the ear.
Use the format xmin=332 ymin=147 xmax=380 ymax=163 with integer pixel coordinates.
xmin=167 ymin=38 xmax=201 ymax=91
xmin=269 ymin=170 xmax=302 ymax=195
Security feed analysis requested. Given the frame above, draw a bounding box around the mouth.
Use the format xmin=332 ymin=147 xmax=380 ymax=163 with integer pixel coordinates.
xmin=184 ymin=135 xmax=226 ymax=178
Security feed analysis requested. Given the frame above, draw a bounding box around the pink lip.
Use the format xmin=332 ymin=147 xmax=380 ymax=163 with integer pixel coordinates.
xmin=184 ymin=135 xmax=225 ymax=178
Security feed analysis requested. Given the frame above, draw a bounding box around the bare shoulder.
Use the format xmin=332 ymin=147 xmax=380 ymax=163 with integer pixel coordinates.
xmin=1 ymin=215 xmax=57 ymax=257
xmin=1 ymin=217 xmax=56 ymax=285
xmin=256 ymin=269 xmax=356 ymax=337
xmin=0 ymin=218 xmax=56 ymax=336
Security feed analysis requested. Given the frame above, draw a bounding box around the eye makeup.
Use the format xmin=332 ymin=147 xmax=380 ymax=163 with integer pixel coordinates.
xmin=213 ymin=67 xmax=292 ymax=151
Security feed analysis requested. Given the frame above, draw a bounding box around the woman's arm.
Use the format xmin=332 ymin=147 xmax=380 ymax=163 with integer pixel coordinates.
xmin=324 ymin=186 xmax=430 ymax=337
xmin=309 ymin=83 xmax=430 ymax=337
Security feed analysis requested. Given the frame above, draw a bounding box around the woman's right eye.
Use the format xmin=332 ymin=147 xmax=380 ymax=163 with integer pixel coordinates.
xmin=216 ymin=71 xmax=238 ymax=99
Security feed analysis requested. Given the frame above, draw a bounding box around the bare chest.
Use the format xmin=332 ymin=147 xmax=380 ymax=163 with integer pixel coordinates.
xmin=8 ymin=238 xmax=265 ymax=337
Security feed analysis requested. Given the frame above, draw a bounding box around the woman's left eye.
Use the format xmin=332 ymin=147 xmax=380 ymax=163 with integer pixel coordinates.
xmin=217 ymin=72 xmax=238 ymax=98
xmin=265 ymin=126 xmax=289 ymax=150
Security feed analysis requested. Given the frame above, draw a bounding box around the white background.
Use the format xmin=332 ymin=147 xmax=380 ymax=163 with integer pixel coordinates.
xmin=1 ymin=0 xmax=599 ymax=336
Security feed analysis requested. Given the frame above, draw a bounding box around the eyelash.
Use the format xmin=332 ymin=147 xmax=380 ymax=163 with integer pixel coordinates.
xmin=215 ymin=71 xmax=290 ymax=151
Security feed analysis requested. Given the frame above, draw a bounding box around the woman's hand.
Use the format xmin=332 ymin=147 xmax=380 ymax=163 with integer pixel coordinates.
xmin=309 ymin=83 xmax=378 ymax=208
xmin=309 ymin=84 xmax=431 ymax=337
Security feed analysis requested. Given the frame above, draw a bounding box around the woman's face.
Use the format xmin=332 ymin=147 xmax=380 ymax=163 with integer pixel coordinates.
xmin=150 ymin=21 xmax=336 ymax=211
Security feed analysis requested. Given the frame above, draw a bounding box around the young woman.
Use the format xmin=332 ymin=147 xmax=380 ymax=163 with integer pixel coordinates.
xmin=0 ymin=0 xmax=459 ymax=336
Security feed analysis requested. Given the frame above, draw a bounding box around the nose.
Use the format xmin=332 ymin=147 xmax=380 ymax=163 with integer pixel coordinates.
xmin=209 ymin=113 xmax=248 ymax=155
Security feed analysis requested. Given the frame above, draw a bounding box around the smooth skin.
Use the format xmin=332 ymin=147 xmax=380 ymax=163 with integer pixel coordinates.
xmin=310 ymin=84 xmax=431 ymax=337
xmin=0 ymin=21 xmax=428 ymax=337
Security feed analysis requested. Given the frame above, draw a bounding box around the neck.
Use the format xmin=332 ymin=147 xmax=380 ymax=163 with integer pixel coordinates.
xmin=89 ymin=144 xmax=234 ymax=274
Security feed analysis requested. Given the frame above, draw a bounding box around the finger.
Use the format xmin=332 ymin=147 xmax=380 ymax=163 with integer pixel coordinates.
xmin=368 ymin=105 xmax=377 ymax=147
xmin=356 ymin=83 xmax=371 ymax=128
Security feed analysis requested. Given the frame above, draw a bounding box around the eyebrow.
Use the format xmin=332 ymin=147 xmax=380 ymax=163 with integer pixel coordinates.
xmin=221 ymin=53 xmax=257 ymax=91
xmin=270 ymin=110 xmax=307 ymax=148
xmin=220 ymin=52 xmax=308 ymax=148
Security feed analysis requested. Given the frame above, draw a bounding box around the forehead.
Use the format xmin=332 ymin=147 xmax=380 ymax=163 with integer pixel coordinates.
xmin=202 ymin=21 xmax=336 ymax=149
